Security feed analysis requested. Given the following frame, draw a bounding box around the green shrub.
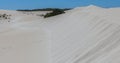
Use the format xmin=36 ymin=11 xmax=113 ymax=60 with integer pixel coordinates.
xmin=44 ymin=9 xmax=65 ymax=18
xmin=0 ymin=14 xmax=11 ymax=20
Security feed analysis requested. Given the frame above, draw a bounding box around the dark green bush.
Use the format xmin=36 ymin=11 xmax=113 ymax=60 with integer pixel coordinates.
xmin=44 ymin=9 xmax=65 ymax=18
xmin=0 ymin=14 xmax=11 ymax=20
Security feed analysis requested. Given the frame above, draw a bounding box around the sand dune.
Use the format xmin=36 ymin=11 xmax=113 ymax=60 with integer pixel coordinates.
xmin=0 ymin=5 xmax=120 ymax=63
xmin=44 ymin=5 xmax=120 ymax=63
xmin=0 ymin=10 xmax=50 ymax=63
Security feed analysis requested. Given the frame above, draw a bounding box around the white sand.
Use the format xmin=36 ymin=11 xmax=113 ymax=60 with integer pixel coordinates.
xmin=0 ymin=5 xmax=120 ymax=63
xmin=0 ymin=10 xmax=50 ymax=63
xmin=44 ymin=5 xmax=120 ymax=63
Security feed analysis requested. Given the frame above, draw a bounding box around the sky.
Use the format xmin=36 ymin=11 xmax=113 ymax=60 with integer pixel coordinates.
xmin=0 ymin=0 xmax=120 ymax=10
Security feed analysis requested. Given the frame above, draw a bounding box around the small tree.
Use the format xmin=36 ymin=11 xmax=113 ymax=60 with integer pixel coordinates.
xmin=44 ymin=9 xmax=65 ymax=18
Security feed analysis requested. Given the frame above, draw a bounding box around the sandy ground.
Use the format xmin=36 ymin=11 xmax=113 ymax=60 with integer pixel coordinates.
xmin=0 ymin=5 xmax=120 ymax=63
xmin=43 ymin=5 xmax=120 ymax=63
xmin=0 ymin=10 xmax=50 ymax=63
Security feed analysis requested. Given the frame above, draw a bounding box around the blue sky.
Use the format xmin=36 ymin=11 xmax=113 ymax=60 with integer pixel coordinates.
xmin=0 ymin=0 xmax=120 ymax=10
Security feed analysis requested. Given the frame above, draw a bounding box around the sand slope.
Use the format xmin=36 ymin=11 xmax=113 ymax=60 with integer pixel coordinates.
xmin=0 ymin=5 xmax=120 ymax=63
xmin=0 ymin=10 xmax=50 ymax=63
xmin=43 ymin=5 xmax=120 ymax=63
